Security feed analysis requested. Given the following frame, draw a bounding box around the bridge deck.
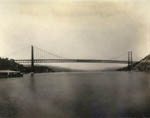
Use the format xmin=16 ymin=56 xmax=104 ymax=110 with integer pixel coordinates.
xmin=14 ymin=59 xmax=138 ymax=64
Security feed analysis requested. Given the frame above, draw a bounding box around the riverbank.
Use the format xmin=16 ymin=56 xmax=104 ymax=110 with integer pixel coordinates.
xmin=0 ymin=70 xmax=23 ymax=78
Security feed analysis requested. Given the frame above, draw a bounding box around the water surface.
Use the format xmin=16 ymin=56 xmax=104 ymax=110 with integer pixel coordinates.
xmin=0 ymin=72 xmax=150 ymax=118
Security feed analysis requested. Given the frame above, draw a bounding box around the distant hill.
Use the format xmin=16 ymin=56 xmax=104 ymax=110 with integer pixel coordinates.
xmin=47 ymin=65 xmax=84 ymax=72
xmin=118 ymin=54 xmax=150 ymax=72
xmin=23 ymin=65 xmax=84 ymax=73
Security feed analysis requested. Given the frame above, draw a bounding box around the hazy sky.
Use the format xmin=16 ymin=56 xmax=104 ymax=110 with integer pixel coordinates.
xmin=0 ymin=0 xmax=149 ymax=69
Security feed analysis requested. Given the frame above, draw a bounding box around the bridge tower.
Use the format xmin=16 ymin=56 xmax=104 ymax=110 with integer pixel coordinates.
xmin=31 ymin=45 xmax=34 ymax=72
xmin=128 ymin=51 xmax=133 ymax=71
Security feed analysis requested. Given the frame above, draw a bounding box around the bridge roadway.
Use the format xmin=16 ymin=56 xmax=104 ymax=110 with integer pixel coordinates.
xmin=14 ymin=59 xmax=138 ymax=64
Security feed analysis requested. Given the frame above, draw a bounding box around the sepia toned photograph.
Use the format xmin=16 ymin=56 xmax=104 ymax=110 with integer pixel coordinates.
xmin=0 ymin=0 xmax=150 ymax=117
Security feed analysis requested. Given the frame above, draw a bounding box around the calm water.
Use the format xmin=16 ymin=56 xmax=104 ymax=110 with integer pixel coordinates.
xmin=0 ymin=72 xmax=150 ymax=118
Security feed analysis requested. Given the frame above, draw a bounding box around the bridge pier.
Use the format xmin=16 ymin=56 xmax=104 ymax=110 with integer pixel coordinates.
xmin=128 ymin=51 xmax=133 ymax=71
xmin=31 ymin=45 xmax=34 ymax=72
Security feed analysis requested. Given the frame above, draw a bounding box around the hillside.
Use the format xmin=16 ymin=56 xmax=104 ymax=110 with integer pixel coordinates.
xmin=0 ymin=58 xmax=24 ymax=71
xmin=118 ymin=54 xmax=150 ymax=72
xmin=132 ymin=54 xmax=150 ymax=72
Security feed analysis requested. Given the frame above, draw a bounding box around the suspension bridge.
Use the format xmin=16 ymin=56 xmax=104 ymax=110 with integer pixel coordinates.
xmin=6 ymin=45 xmax=140 ymax=72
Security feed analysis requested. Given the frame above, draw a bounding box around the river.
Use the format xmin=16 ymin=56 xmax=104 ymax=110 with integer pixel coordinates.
xmin=0 ymin=72 xmax=150 ymax=118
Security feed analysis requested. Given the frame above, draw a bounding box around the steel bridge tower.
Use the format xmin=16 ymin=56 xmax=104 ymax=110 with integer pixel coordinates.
xmin=128 ymin=51 xmax=133 ymax=71
xmin=31 ymin=45 xmax=34 ymax=72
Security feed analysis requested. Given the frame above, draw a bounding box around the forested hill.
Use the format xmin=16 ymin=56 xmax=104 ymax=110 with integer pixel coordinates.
xmin=0 ymin=58 xmax=24 ymax=71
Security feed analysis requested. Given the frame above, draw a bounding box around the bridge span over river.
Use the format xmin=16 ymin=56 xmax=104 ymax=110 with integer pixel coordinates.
xmin=9 ymin=45 xmax=139 ymax=72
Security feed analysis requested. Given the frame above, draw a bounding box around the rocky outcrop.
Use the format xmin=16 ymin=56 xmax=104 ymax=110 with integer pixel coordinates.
xmin=118 ymin=54 xmax=150 ymax=72
xmin=133 ymin=54 xmax=150 ymax=72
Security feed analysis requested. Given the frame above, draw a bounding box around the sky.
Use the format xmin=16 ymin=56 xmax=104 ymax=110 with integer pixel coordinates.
xmin=0 ymin=0 xmax=149 ymax=69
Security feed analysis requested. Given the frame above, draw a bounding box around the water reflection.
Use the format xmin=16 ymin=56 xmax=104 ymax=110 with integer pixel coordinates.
xmin=0 ymin=72 xmax=150 ymax=118
xmin=0 ymin=89 xmax=18 ymax=118
xmin=73 ymin=84 xmax=107 ymax=118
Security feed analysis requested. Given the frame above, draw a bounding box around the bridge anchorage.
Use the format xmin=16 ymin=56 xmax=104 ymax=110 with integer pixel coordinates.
xmin=14 ymin=45 xmax=137 ymax=72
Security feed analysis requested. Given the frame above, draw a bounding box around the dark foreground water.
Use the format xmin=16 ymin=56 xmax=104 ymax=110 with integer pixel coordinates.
xmin=0 ymin=72 xmax=150 ymax=118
